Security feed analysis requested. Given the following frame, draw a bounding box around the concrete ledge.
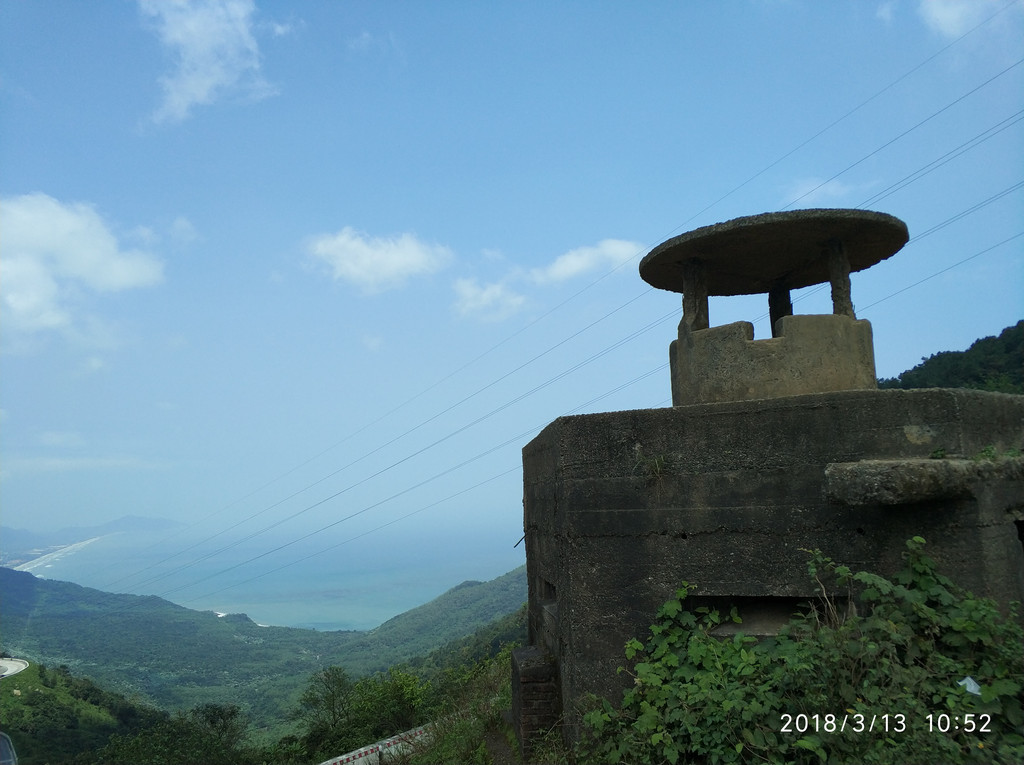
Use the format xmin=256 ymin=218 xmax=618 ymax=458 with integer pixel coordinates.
xmin=826 ymin=457 xmax=1024 ymax=506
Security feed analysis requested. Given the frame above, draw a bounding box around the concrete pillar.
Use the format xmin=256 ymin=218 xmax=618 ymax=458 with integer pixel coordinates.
xmin=826 ymin=240 xmax=855 ymax=318
xmin=768 ymin=282 xmax=793 ymax=338
xmin=681 ymin=260 xmax=709 ymax=331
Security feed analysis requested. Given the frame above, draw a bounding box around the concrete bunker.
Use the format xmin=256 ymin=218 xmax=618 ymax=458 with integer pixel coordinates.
xmin=511 ymin=209 xmax=1024 ymax=755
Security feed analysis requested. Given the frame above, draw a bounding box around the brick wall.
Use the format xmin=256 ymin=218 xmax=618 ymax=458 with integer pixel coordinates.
xmin=511 ymin=645 xmax=559 ymax=758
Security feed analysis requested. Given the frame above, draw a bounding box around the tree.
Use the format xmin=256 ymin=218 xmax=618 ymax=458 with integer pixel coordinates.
xmin=348 ymin=667 xmax=429 ymax=740
xmin=293 ymin=665 xmax=430 ymax=760
xmin=96 ymin=704 xmax=252 ymax=765
xmin=292 ymin=665 xmax=356 ymax=755
xmin=879 ymin=320 xmax=1023 ymax=393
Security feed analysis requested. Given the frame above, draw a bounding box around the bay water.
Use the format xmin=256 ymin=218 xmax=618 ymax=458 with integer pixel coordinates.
xmin=21 ymin=525 xmax=525 ymax=631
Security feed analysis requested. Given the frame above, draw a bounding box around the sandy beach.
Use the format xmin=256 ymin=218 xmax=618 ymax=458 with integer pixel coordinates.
xmin=14 ymin=536 xmax=107 ymax=573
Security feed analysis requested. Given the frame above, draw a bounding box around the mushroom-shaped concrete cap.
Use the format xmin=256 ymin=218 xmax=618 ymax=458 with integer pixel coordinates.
xmin=639 ymin=209 xmax=908 ymax=296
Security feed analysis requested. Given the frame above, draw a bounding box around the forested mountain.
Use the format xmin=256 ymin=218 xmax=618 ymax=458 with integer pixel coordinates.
xmin=0 ymin=564 xmax=526 ymax=735
xmin=879 ymin=320 xmax=1023 ymax=393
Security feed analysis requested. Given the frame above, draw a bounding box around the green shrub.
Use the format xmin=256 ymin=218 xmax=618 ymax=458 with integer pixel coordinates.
xmin=407 ymin=644 xmax=516 ymax=764
xmin=293 ymin=665 xmax=430 ymax=759
xmin=96 ymin=704 xmax=253 ymax=765
xmin=583 ymin=537 xmax=1024 ymax=764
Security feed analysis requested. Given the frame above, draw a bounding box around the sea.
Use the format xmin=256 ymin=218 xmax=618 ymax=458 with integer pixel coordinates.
xmin=15 ymin=525 xmax=525 ymax=632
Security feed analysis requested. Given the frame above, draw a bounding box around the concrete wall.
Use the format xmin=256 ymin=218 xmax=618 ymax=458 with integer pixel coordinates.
xmin=670 ymin=314 xmax=877 ymax=405
xmin=520 ymin=388 xmax=1024 ymax=742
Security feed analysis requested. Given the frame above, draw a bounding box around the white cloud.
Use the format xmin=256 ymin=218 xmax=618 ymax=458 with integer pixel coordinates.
xmin=348 ymin=30 xmax=376 ymax=53
xmin=1 ymin=456 xmax=162 ymax=476
xmin=448 ymin=238 xmax=641 ymax=320
xmin=0 ymin=193 xmax=164 ymax=337
xmin=917 ymin=0 xmax=1002 ymax=38
xmin=783 ymin=177 xmax=859 ymax=207
xmin=82 ymin=356 xmax=107 ymax=374
xmin=361 ymin=334 xmax=384 ymax=351
xmin=37 ymin=431 xmax=87 ymax=449
xmin=170 ymin=215 xmax=199 ymax=245
xmin=453 ymin=278 xmax=526 ymax=322
xmin=139 ymin=0 xmax=276 ymax=124
xmin=128 ymin=225 xmax=159 ymax=247
xmin=1 ymin=255 xmax=69 ymax=332
xmin=876 ymin=1 xmax=896 ymax=24
xmin=530 ymin=239 xmax=641 ymax=285
xmin=346 ymin=30 xmax=399 ymax=55
xmin=269 ymin=21 xmax=295 ymax=38
xmin=308 ymin=226 xmax=453 ymax=293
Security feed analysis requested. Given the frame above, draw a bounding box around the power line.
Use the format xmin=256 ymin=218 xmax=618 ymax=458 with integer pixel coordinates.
xmin=90 ymin=8 xmax=1024 ymax=607
xmin=198 ymin=216 xmax=1023 ymax=606
xmin=177 ymin=365 xmax=675 ymax=606
xmin=642 ymin=0 xmax=1024 ymax=239
xmin=177 ymin=465 xmax=526 ymax=609
xmin=99 ymin=365 xmax=670 ymax=617
xmin=136 ymin=133 xmax=1024 ymax=595
xmin=148 ymin=189 xmax=1023 ymax=607
xmin=857 ymin=110 xmax=1024 ymax=209
xmin=108 ymin=306 xmax=678 ymax=595
xmin=96 ymin=204 xmax=1021 ymax=621
xmin=783 ymin=55 xmax=1024 ymax=210
xmin=98 ymin=288 xmax=657 ymax=590
xmin=912 ymin=181 xmax=1024 ymax=241
xmin=859 ymin=231 xmax=1024 ymax=313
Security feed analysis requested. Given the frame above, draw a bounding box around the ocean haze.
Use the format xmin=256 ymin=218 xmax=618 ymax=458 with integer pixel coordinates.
xmin=2 ymin=517 xmax=525 ymax=631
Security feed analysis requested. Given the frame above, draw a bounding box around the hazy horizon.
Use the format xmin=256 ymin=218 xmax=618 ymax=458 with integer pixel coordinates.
xmin=3 ymin=521 xmax=525 ymax=631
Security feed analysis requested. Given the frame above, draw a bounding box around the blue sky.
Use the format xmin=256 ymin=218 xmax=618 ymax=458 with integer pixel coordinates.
xmin=2 ymin=1 xmax=1022 ymax=603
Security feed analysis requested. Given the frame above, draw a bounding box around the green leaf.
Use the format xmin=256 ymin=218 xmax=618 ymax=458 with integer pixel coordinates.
xmin=794 ymin=736 xmax=827 ymax=762
xmin=980 ymin=677 xmax=1021 ymax=703
xmin=661 ymin=598 xmax=683 ymax=619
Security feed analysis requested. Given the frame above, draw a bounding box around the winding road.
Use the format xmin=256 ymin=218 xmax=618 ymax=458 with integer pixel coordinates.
xmin=0 ymin=658 xmax=29 ymax=678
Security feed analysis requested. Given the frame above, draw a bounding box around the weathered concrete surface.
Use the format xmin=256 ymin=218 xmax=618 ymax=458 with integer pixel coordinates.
xmin=826 ymin=456 xmax=1024 ymax=506
xmin=639 ymin=209 xmax=908 ymax=295
xmin=521 ymin=388 xmax=1024 ymax=742
xmin=670 ymin=313 xmax=876 ymax=405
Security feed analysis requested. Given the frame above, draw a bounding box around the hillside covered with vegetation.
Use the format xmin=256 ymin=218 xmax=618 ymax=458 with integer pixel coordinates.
xmin=1 ymin=605 xmax=527 ymax=765
xmin=0 ymin=564 xmax=525 ymax=739
xmin=879 ymin=319 xmax=1023 ymax=393
xmin=0 ymin=662 xmax=167 ymax=764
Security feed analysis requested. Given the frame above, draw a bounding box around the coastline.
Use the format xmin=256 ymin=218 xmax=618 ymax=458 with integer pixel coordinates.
xmin=13 ymin=536 xmax=107 ymax=574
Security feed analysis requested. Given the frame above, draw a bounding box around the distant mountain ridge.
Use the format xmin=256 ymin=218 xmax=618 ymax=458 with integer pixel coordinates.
xmin=0 ymin=564 xmax=526 ymax=731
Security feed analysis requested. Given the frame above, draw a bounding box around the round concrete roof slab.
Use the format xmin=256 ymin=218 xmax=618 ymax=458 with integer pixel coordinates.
xmin=639 ymin=209 xmax=909 ymax=296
